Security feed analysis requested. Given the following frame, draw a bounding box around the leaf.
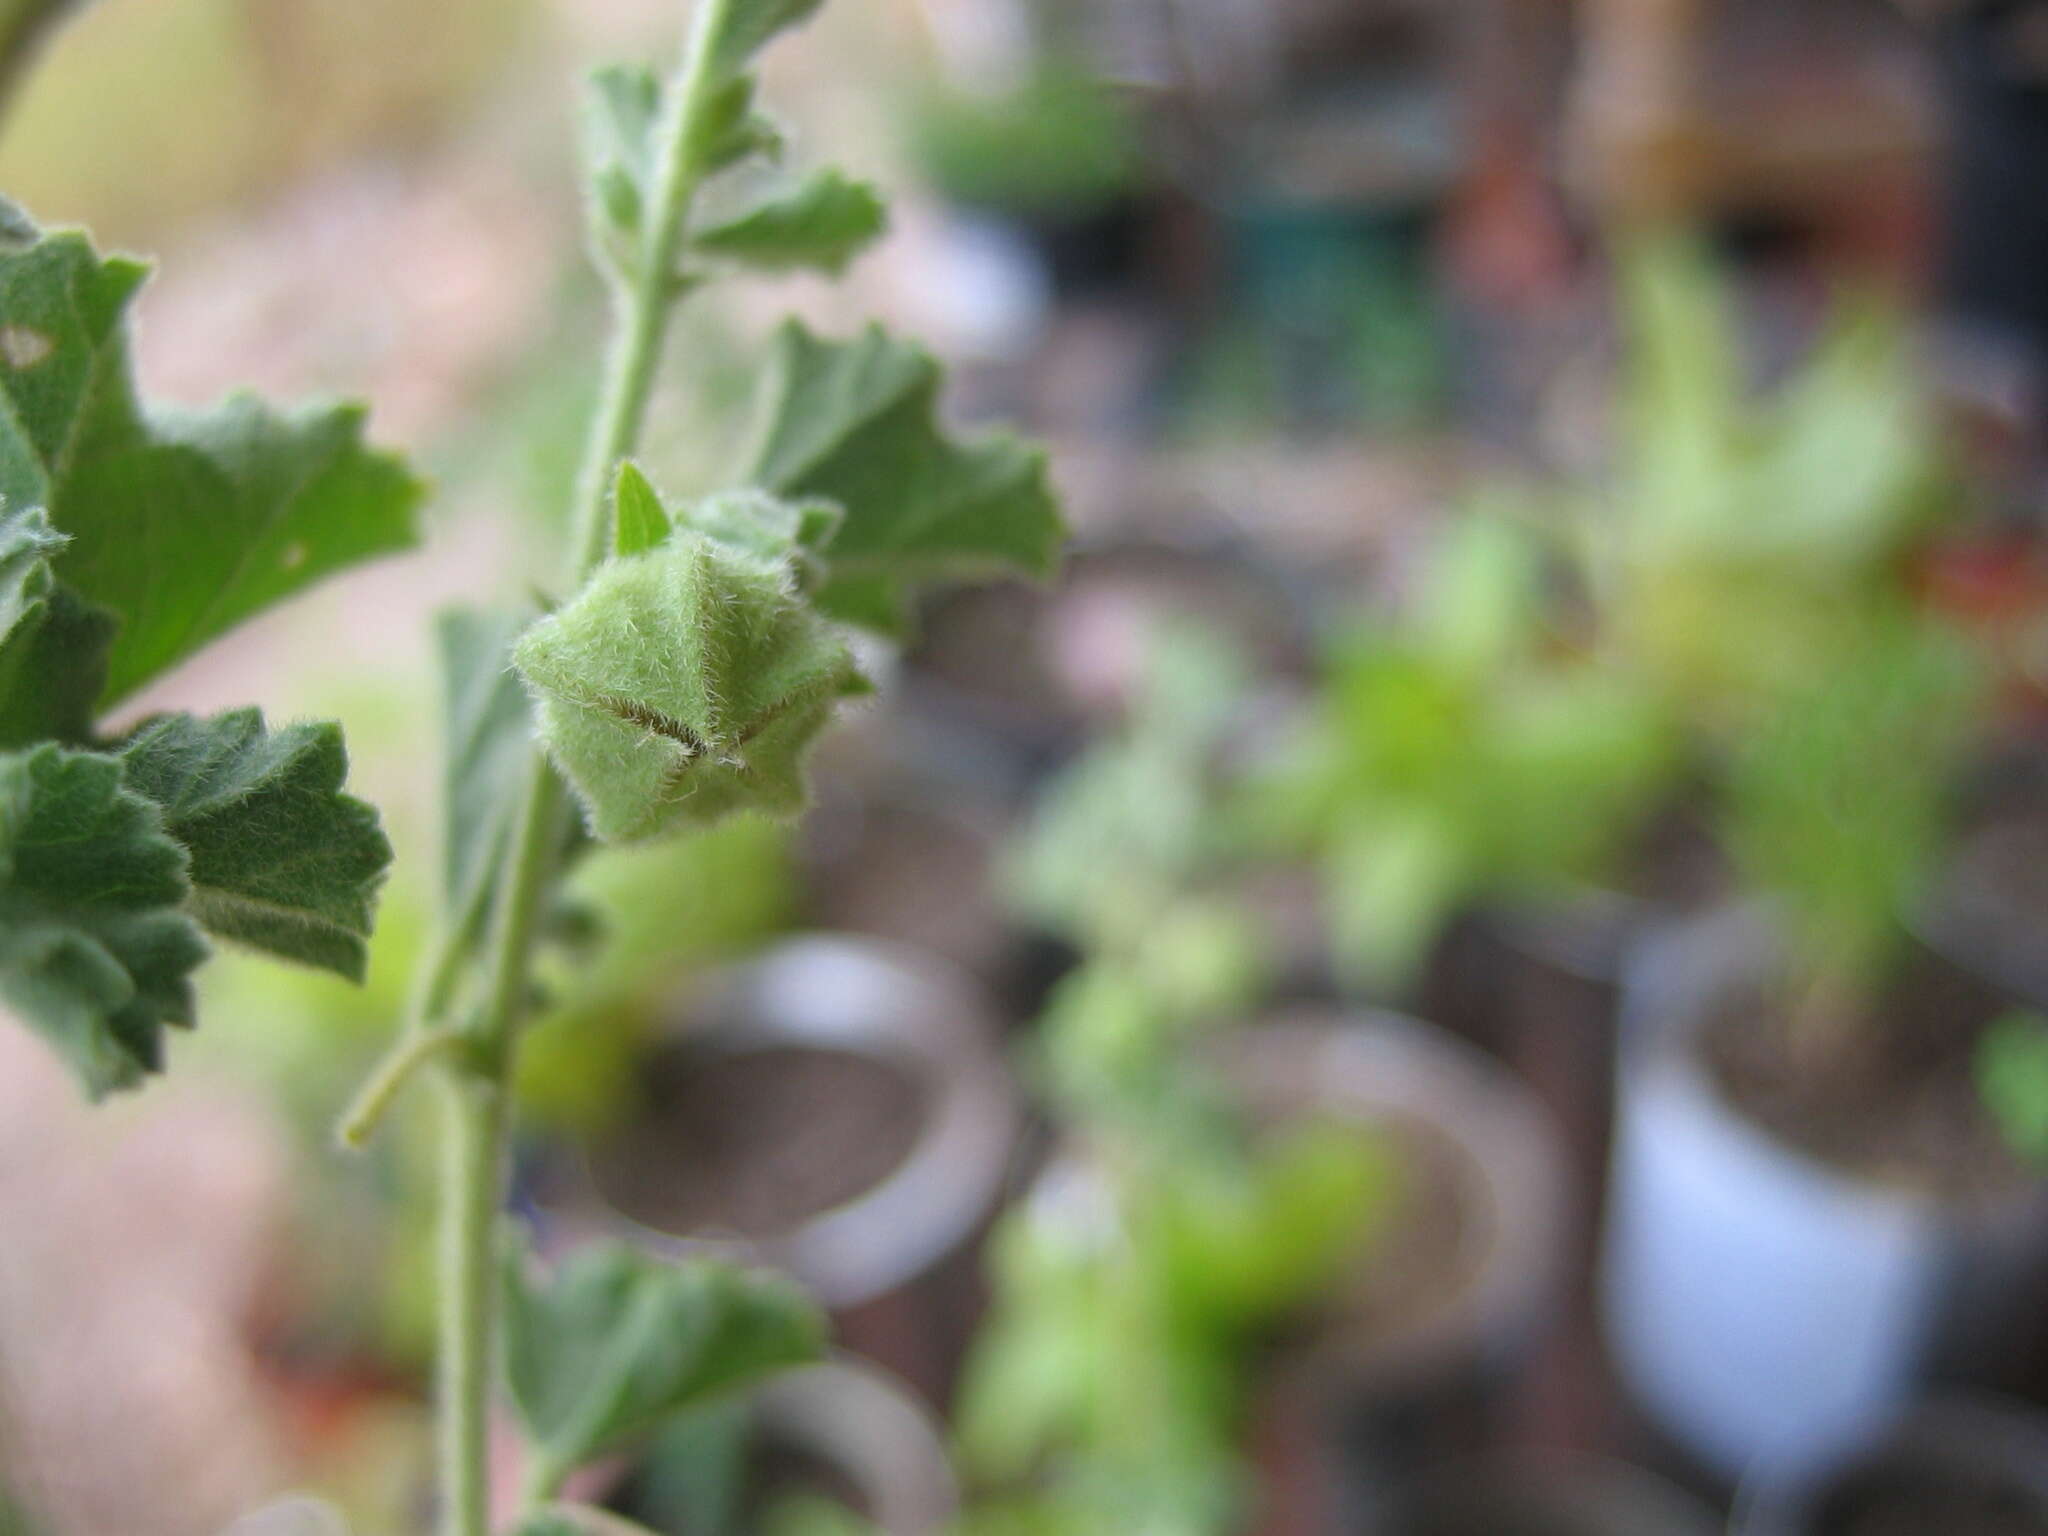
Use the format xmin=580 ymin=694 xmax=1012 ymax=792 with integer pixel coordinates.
xmin=700 ymin=0 xmax=825 ymax=85
xmin=0 ymin=219 xmax=423 ymax=704
xmin=512 ymin=525 xmax=856 ymax=842
xmin=437 ymin=606 xmax=536 ymax=919
xmin=0 ymin=743 xmax=206 ymax=1097
xmin=692 ymin=72 xmax=784 ymax=175
xmin=692 ymin=169 xmax=885 ymax=276
xmin=612 ymin=461 xmax=671 ymax=558
xmin=116 ymin=709 xmax=390 ymax=981
xmin=0 ymin=583 xmax=113 ymax=748
xmin=745 ymin=322 xmax=1064 ymax=634
xmin=502 ymin=1239 xmax=825 ymax=1478
xmin=0 ymin=500 xmax=60 ymax=646
xmin=582 ymin=64 xmax=663 ymax=250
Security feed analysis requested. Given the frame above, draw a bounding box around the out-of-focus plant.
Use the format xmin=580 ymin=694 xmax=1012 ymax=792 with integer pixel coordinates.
xmin=1577 ymin=242 xmax=1952 ymax=737
xmin=957 ymin=630 xmax=1391 ymax=1536
xmin=0 ymin=2 xmax=1068 ymax=1532
xmin=905 ymin=66 xmax=1145 ymax=219
xmin=1252 ymin=510 xmax=1676 ymax=995
xmin=1719 ymin=614 xmax=1984 ymax=1056
xmin=1977 ymin=1011 xmax=2048 ymax=1168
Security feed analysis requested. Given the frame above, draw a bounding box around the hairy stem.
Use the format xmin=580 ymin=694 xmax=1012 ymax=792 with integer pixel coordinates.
xmin=432 ymin=6 xmax=736 ymax=1533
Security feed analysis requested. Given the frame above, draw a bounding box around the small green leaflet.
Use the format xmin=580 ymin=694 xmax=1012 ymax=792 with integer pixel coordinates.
xmin=745 ymin=322 xmax=1064 ymax=634
xmin=512 ymin=522 xmax=857 ymax=842
xmin=0 ymin=744 xmax=207 ymax=1098
xmin=612 ymin=461 xmax=671 ymax=558
xmin=502 ymin=1239 xmax=824 ymax=1478
xmin=692 ymin=169 xmax=885 ymax=276
xmin=0 ymin=218 xmax=423 ymax=705
xmin=514 ymin=1512 xmax=664 ymax=1536
xmin=117 ymin=709 xmax=390 ymax=981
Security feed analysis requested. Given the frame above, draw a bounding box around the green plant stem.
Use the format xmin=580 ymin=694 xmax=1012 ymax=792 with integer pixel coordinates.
xmin=336 ymin=1025 xmax=470 ymax=1149
xmin=431 ymin=7 xmax=736 ymax=1534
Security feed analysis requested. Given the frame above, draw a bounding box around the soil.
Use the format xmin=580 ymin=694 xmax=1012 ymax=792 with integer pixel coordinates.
xmin=798 ymin=799 xmax=1003 ymax=975
xmin=1816 ymin=1467 xmax=2048 ymax=1536
xmin=1697 ymin=955 xmax=2035 ymax=1200
xmin=1931 ymin=810 xmax=2048 ymax=1000
xmin=588 ymin=1043 xmax=928 ymax=1239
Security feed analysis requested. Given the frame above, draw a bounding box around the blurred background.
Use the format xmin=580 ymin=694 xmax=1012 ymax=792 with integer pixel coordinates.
xmin=5 ymin=0 xmax=2048 ymax=1532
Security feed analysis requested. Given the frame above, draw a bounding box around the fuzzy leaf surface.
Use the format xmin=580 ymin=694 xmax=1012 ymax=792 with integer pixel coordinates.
xmin=692 ymin=169 xmax=884 ymax=275
xmin=503 ymin=1240 xmax=824 ymax=1477
xmin=701 ymin=0 xmax=825 ymax=84
xmin=746 ymin=322 xmax=1063 ymax=633
xmin=0 ymin=743 xmax=206 ymax=1096
xmin=117 ymin=709 xmax=389 ymax=980
xmin=437 ymin=606 xmax=536 ymax=917
xmin=512 ymin=526 xmax=855 ymax=842
xmin=612 ymin=461 xmax=671 ymax=558
xmin=0 ymin=219 xmax=423 ymax=704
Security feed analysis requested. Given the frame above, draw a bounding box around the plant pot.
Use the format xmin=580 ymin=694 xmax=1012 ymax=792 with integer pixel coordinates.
xmin=1601 ymin=908 xmax=2048 ymax=1485
xmin=533 ymin=937 xmax=1019 ymax=1406
xmin=1372 ymin=1455 xmax=1721 ymax=1536
xmin=1734 ymin=1397 xmax=2048 ymax=1536
xmin=607 ymin=1357 xmax=958 ymax=1536
xmin=1219 ymin=1012 xmax=1570 ymax=1529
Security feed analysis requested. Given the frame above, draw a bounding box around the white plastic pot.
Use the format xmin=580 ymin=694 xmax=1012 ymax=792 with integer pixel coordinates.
xmin=1601 ymin=908 xmax=2048 ymax=1485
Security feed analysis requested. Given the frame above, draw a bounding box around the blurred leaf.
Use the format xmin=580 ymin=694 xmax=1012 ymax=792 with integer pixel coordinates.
xmin=1324 ymin=803 xmax=1467 ymax=995
xmin=512 ymin=524 xmax=856 ymax=842
xmin=582 ymin=63 xmax=662 ymax=251
xmin=693 ymin=168 xmax=884 ymax=276
xmin=118 ymin=709 xmax=389 ymax=980
xmin=0 ymin=742 xmax=205 ymax=1096
xmin=745 ymin=322 xmax=1064 ymax=634
xmin=502 ymin=1239 xmax=824 ymax=1479
xmin=1978 ymin=1012 xmax=2048 ymax=1168
xmin=699 ymin=0 xmax=824 ymax=84
xmin=0 ymin=217 xmax=422 ymax=704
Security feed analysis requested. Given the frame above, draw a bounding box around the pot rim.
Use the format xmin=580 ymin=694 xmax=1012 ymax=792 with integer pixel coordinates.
xmin=1618 ymin=904 xmax=2047 ymax=1224
xmin=551 ymin=934 xmax=1019 ymax=1309
xmin=1731 ymin=1392 xmax=2048 ymax=1536
xmin=1213 ymin=1008 xmax=1569 ymax=1388
xmin=752 ymin=1355 xmax=959 ymax=1536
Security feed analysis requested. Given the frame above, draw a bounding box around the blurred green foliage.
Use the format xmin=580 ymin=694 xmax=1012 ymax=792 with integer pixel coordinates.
xmin=1256 ymin=510 xmax=1675 ymax=994
xmin=904 ymin=68 xmax=1144 ymax=216
xmin=961 ymin=630 xmax=1393 ymax=1536
xmin=1978 ymin=1012 xmax=2048 ymax=1168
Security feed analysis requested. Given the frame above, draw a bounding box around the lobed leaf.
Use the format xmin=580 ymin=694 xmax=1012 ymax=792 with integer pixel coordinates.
xmin=692 ymin=168 xmax=885 ymax=276
xmin=117 ymin=709 xmax=390 ymax=981
xmin=0 ymin=743 xmax=206 ymax=1097
xmin=502 ymin=1239 xmax=824 ymax=1478
xmin=745 ymin=322 xmax=1064 ymax=634
xmin=512 ymin=520 xmax=857 ymax=842
xmin=0 ymin=217 xmax=423 ymax=706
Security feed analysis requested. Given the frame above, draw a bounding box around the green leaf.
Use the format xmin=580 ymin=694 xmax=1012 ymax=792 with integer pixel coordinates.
xmin=116 ymin=709 xmax=389 ymax=981
xmin=512 ymin=525 xmax=856 ymax=842
xmin=0 ymin=743 xmax=206 ymax=1097
xmin=693 ymin=169 xmax=885 ymax=276
xmin=0 ymin=583 xmax=113 ymax=748
xmin=692 ymin=72 xmax=784 ymax=175
xmin=700 ymin=0 xmax=825 ymax=85
xmin=1979 ymin=1012 xmax=2048 ymax=1168
xmin=502 ymin=1239 xmax=825 ymax=1478
xmin=745 ymin=322 xmax=1064 ymax=633
xmin=0 ymin=501 xmax=61 ymax=646
xmin=583 ymin=64 xmax=663 ymax=250
xmin=612 ymin=461 xmax=671 ymax=558
xmin=436 ymin=606 xmax=536 ymax=918
xmin=0 ymin=220 xmax=423 ymax=704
